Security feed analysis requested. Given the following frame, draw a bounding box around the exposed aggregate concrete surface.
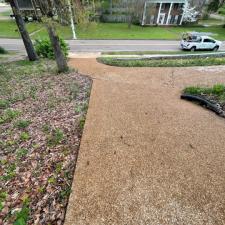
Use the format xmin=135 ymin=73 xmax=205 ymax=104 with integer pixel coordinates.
xmin=65 ymin=59 xmax=225 ymax=225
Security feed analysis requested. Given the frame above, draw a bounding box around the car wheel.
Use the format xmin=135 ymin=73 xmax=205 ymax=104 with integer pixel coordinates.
xmin=190 ymin=47 xmax=196 ymax=52
xmin=213 ymin=46 xmax=219 ymax=52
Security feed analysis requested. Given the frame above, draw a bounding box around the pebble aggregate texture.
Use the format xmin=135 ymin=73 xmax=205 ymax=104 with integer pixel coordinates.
xmin=65 ymin=59 xmax=225 ymax=225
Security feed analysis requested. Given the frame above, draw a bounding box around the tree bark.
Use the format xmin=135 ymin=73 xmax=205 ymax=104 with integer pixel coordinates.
xmin=46 ymin=24 xmax=69 ymax=73
xmin=9 ymin=0 xmax=38 ymax=61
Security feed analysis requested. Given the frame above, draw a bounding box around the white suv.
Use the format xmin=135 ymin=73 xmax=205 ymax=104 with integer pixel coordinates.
xmin=181 ymin=33 xmax=222 ymax=52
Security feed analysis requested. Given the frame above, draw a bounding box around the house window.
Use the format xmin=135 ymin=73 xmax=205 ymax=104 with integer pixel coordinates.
xmin=174 ymin=15 xmax=179 ymax=24
xmin=173 ymin=3 xmax=179 ymax=10
xmin=170 ymin=15 xmax=175 ymax=24
xmin=161 ymin=3 xmax=166 ymax=11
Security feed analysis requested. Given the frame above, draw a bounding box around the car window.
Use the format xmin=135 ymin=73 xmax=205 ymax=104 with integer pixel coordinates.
xmin=203 ymin=39 xmax=215 ymax=43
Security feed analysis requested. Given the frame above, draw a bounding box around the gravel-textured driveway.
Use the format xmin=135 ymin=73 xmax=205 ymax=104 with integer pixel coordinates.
xmin=65 ymin=59 xmax=225 ymax=225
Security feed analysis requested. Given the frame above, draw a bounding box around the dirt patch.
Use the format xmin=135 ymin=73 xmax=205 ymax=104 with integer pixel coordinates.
xmin=0 ymin=60 xmax=92 ymax=224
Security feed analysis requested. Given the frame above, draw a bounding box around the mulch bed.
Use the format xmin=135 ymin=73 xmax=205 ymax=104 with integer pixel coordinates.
xmin=0 ymin=62 xmax=92 ymax=224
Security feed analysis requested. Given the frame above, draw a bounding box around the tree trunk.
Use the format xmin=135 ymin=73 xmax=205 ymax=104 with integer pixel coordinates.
xmin=9 ymin=0 xmax=38 ymax=61
xmin=46 ymin=24 xmax=69 ymax=73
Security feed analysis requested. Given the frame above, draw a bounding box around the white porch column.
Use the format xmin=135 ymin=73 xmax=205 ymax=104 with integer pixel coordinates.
xmin=156 ymin=2 xmax=162 ymax=24
xmin=142 ymin=1 xmax=147 ymax=26
xmin=166 ymin=3 xmax=173 ymax=25
xmin=179 ymin=2 xmax=187 ymax=25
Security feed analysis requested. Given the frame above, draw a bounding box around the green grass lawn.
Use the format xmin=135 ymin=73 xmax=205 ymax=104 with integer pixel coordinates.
xmin=76 ymin=23 xmax=225 ymax=40
xmin=0 ymin=20 xmax=73 ymax=39
xmin=198 ymin=18 xmax=224 ymax=25
xmin=0 ymin=20 xmax=225 ymax=40
xmin=31 ymin=24 xmax=73 ymax=39
xmin=0 ymin=20 xmax=43 ymax=38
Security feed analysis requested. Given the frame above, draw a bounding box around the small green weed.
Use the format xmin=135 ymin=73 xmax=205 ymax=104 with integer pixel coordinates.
xmin=81 ymin=102 xmax=89 ymax=113
xmin=42 ymin=124 xmax=51 ymax=134
xmin=20 ymin=132 xmax=30 ymax=141
xmin=75 ymin=105 xmax=81 ymax=114
xmin=0 ymin=109 xmax=20 ymax=124
xmin=2 ymin=163 xmax=16 ymax=181
xmin=13 ymin=201 xmax=30 ymax=225
xmin=47 ymin=128 xmax=65 ymax=146
xmin=79 ymin=117 xmax=86 ymax=129
xmin=0 ymin=191 xmax=7 ymax=212
xmin=60 ymin=187 xmax=72 ymax=199
xmin=48 ymin=176 xmax=56 ymax=184
xmin=55 ymin=162 xmax=63 ymax=174
xmin=0 ymin=99 xmax=10 ymax=109
xmin=29 ymin=86 xmax=38 ymax=99
xmin=69 ymin=83 xmax=80 ymax=100
xmin=37 ymin=186 xmax=45 ymax=193
xmin=16 ymin=148 xmax=28 ymax=159
xmin=15 ymin=120 xmax=31 ymax=129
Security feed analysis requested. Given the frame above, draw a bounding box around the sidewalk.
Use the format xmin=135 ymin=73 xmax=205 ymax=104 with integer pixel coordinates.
xmin=65 ymin=58 xmax=225 ymax=225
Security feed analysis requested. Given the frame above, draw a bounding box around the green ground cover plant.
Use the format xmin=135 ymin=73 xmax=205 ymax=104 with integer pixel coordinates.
xmin=99 ymin=56 xmax=225 ymax=67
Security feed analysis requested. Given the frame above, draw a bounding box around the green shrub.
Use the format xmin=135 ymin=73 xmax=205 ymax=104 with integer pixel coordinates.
xmin=0 ymin=46 xmax=7 ymax=54
xmin=218 ymin=8 xmax=225 ymax=14
xmin=34 ymin=38 xmax=69 ymax=59
xmin=218 ymin=4 xmax=225 ymax=14
xmin=207 ymin=0 xmax=220 ymax=12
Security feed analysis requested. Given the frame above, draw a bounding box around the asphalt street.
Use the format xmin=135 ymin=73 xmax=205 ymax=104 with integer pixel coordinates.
xmin=1 ymin=38 xmax=225 ymax=53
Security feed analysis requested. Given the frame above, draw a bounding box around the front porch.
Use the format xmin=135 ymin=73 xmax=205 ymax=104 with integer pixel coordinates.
xmin=142 ymin=0 xmax=187 ymax=26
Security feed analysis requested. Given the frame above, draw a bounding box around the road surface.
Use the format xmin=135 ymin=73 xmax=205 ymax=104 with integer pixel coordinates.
xmin=1 ymin=38 xmax=225 ymax=53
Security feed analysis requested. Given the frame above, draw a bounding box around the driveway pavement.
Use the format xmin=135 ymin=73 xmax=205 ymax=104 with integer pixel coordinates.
xmin=64 ymin=59 xmax=225 ymax=225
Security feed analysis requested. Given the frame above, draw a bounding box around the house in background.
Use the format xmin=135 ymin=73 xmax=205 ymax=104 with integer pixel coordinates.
xmin=17 ymin=0 xmax=40 ymax=20
xmin=102 ymin=0 xmax=187 ymax=26
xmin=142 ymin=0 xmax=187 ymax=25
xmin=17 ymin=0 xmax=187 ymax=26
